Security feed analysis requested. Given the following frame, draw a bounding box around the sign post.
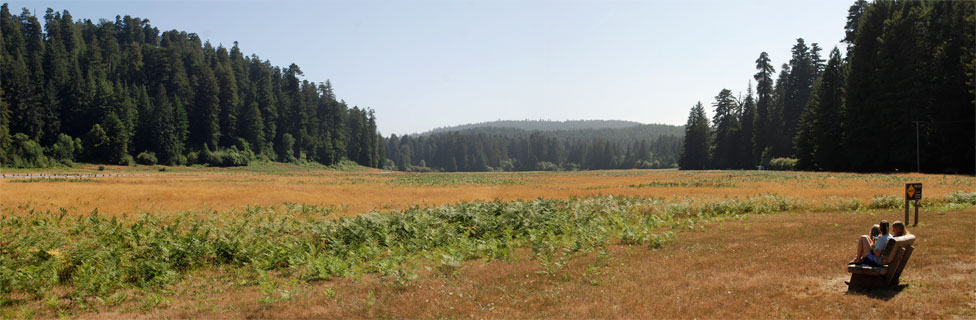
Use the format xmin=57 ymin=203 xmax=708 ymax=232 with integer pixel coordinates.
xmin=905 ymin=183 xmax=922 ymax=226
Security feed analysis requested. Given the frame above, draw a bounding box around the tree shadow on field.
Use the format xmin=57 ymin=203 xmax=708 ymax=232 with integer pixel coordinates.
xmin=845 ymin=284 xmax=909 ymax=301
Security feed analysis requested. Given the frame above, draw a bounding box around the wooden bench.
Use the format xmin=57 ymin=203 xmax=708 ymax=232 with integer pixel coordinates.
xmin=847 ymin=234 xmax=916 ymax=290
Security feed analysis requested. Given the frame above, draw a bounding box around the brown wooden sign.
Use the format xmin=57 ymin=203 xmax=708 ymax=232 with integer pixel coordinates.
xmin=905 ymin=183 xmax=922 ymax=200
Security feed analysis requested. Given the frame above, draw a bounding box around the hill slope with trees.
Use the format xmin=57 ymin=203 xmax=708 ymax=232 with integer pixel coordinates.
xmin=420 ymin=119 xmax=647 ymax=135
xmin=385 ymin=121 xmax=683 ymax=172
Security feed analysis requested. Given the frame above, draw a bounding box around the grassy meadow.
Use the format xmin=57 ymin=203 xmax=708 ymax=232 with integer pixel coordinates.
xmin=1 ymin=165 xmax=974 ymax=318
xmin=2 ymin=164 xmax=974 ymax=218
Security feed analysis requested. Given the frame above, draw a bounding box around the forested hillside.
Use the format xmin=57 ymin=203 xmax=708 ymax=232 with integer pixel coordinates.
xmin=0 ymin=5 xmax=384 ymax=168
xmin=385 ymin=123 xmax=683 ymax=172
xmin=421 ymin=119 xmax=646 ymax=135
xmin=680 ymin=0 xmax=975 ymax=174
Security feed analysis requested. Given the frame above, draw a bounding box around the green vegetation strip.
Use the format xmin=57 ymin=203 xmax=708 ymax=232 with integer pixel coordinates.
xmin=629 ymin=181 xmax=736 ymax=188
xmin=389 ymin=174 xmax=525 ymax=186
xmin=2 ymin=192 xmax=974 ymax=310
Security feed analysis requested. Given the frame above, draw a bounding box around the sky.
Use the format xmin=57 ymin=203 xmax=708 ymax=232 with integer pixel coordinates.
xmin=8 ymin=0 xmax=853 ymax=135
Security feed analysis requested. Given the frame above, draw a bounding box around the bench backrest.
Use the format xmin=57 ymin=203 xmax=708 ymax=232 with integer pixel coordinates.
xmin=881 ymin=234 xmax=916 ymax=265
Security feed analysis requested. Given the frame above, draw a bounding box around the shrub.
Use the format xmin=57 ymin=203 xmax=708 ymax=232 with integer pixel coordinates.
xmin=634 ymin=160 xmax=655 ymax=169
xmin=535 ymin=161 xmax=560 ymax=171
xmin=47 ymin=134 xmax=79 ymax=165
xmin=83 ymin=124 xmax=110 ymax=163
xmin=197 ymin=145 xmax=251 ymax=167
xmin=234 ymin=138 xmax=253 ymax=155
xmin=136 ymin=151 xmax=159 ymax=165
xmin=947 ymin=191 xmax=976 ymax=205
xmin=767 ymin=158 xmax=797 ymax=171
xmin=249 ymin=154 xmax=270 ymax=164
xmin=186 ymin=151 xmax=200 ymax=165
xmin=499 ymin=159 xmax=515 ymax=171
xmin=6 ymin=133 xmax=52 ymax=168
xmin=279 ymin=133 xmax=296 ymax=163
xmin=869 ymin=195 xmax=902 ymax=209
xmin=382 ymin=159 xmax=397 ymax=171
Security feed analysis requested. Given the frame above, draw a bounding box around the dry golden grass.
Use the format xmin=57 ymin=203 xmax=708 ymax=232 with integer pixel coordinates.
xmin=1 ymin=166 xmax=973 ymax=319
xmin=64 ymin=208 xmax=976 ymax=319
xmin=2 ymin=167 xmax=972 ymax=218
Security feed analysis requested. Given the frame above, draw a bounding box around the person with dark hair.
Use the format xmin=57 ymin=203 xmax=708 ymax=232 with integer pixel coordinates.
xmin=850 ymin=220 xmax=890 ymax=265
xmin=891 ymin=221 xmax=910 ymax=237
xmin=869 ymin=224 xmax=881 ymax=239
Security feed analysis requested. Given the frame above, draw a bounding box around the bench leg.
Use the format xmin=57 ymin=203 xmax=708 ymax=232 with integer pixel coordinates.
xmin=887 ymin=247 xmax=914 ymax=287
xmin=848 ymin=273 xmax=886 ymax=291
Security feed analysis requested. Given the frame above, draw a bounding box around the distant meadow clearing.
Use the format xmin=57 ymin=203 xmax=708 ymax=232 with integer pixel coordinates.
xmin=2 ymin=167 xmax=973 ymax=218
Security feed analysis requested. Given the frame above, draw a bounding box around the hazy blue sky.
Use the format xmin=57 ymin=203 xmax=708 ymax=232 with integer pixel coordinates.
xmin=8 ymin=0 xmax=852 ymax=135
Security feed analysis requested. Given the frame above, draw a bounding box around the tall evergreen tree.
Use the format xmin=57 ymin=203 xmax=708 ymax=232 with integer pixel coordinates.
xmin=925 ymin=0 xmax=975 ymax=173
xmin=0 ymin=86 xmax=10 ymax=164
xmin=150 ymin=85 xmax=181 ymax=164
xmin=100 ymin=111 xmax=129 ymax=164
xmin=188 ymin=41 xmax=221 ymax=150
xmin=711 ymin=89 xmax=739 ymax=169
xmin=214 ymin=45 xmax=238 ymax=147
xmin=810 ymin=43 xmax=825 ymax=76
xmin=680 ymin=102 xmax=710 ymax=170
xmin=796 ymin=48 xmax=847 ymax=171
xmin=250 ymin=58 xmax=277 ymax=157
xmin=753 ymin=52 xmax=775 ymax=164
xmin=843 ymin=0 xmax=869 ymax=58
xmin=768 ymin=63 xmax=791 ymax=158
xmin=739 ymin=84 xmax=757 ymax=169
xmin=238 ymin=101 xmax=264 ymax=153
xmin=844 ymin=0 xmax=911 ymax=171
xmin=779 ymin=38 xmax=818 ymax=157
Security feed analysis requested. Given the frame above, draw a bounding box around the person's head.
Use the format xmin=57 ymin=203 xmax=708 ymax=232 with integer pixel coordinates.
xmin=870 ymin=224 xmax=881 ymax=237
xmin=892 ymin=221 xmax=909 ymax=236
xmin=879 ymin=220 xmax=890 ymax=235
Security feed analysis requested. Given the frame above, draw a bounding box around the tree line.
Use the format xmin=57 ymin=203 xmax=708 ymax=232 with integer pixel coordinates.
xmin=680 ymin=0 xmax=974 ymax=174
xmin=0 ymin=5 xmax=384 ymax=168
xmin=385 ymin=130 xmax=681 ymax=172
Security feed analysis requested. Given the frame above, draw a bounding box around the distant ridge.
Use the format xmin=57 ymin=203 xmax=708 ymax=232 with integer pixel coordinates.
xmin=387 ymin=119 xmax=685 ymax=172
xmin=409 ymin=119 xmax=684 ymax=146
xmin=419 ymin=119 xmax=646 ymax=135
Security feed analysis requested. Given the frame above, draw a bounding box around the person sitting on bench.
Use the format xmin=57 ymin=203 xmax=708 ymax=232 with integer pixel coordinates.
xmin=849 ymin=224 xmax=879 ymax=264
xmin=891 ymin=220 xmax=910 ymax=237
xmin=851 ymin=220 xmax=890 ymax=265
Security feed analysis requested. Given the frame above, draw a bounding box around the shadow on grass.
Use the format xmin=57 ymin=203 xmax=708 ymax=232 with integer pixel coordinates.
xmin=846 ymin=284 xmax=909 ymax=301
